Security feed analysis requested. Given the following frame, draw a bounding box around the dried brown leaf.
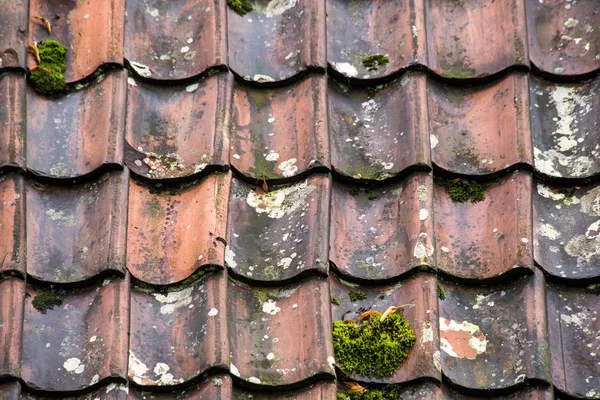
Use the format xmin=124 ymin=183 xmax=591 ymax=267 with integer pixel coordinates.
xmin=33 ymin=15 xmax=52 ymax=34
xmin=343 ymin=382 xmax=366 ymax=394
xmin=27 ymin=44 xmax=40 ymax=64
xmin=358 ymin=310 xmax=378 ymax=321
xmin=380 ymin=304 xmax=414 ymax=322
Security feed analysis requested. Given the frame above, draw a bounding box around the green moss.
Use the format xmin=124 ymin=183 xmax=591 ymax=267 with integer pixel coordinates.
xmin=439 ymin=178 xmax=488 ymax=203
xmin=227 ymin=0 xmax=253 ymax=15
xmin=585 ymin=283 xmax=600 ymax=295
xmin=337 ymin=386 xmax=404 ymax=400
xmin=439 ymin=59 xmax=487 ymax=80
xmin=362 ymin=54 xmax=389 ymax=71
xmin=331 ymin=296 xmax=341 ymax=305
xmin=32 ymin=289 xmax=65 ymax=314
xmin=29 ymin=40 xmax=68 ymax=96
xmin=332 ymin=312 xmax=416 ymax=377
xmin=437 ymin=283 xmax=446 ymax=300
xmin=349 ymin=290 xmax=367 ymax=302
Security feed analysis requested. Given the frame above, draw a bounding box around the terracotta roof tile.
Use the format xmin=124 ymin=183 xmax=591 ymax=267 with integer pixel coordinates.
xmin=330 ymin=172 xmax=434 ymax=281
xmin=527 ymin=0 xmax=600 ymax=77
xmin=439 ymin=270 xmax=550 ymax=390
xmin=26 ymin=171 xmax=129 ymax=283
xmin=129 ymin=273 xmax=228 ymax=386
xmin=28 ymin=0 xmax=125 ymax=82
xmin=0 ymin=74 xmax=25 ymax=170
xmin=534 ymin=181 xmax=600 ymax=280
xmin=530 ymin=76 xmax=600 ymax=180
xmin=226 ymin=175 xmax=330 ymax=283
xmin=26 ymin=71 xmax=126 ymax=180
xmin=21 ymin=278 xmax=129 ymax=392
xmin=127 ymin=172 xmax=230 ymax=285
xmin=2 ymin=1 xmax=600 ymax=398
xmin=425 ymin=0 xmax=528 ymax=79
xmin=327 ymin=0 xmax=427 ymax=81
xmin=429 ymin=73 xmax=532 ymax=175
xmin=329 ymin=273 xmax=440 ymax=384
xmin=228 ymin=277 xmax=335 ymax=387
xmin=125 ymin=72 xmax=232 ymax=180
xmin=231 ymin=76 xmax=328 ymax=180
xmin=227 ymin=0 xmax=325 ymax=83
xmin=124 ymin=0 xmax=226 ymax=81
xmin=434 ymin=172 xmax=533 ymax=280
xmin=329 ymin=72 xmax=430 ymax=180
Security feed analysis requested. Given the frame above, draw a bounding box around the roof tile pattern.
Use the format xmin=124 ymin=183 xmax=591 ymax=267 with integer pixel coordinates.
xmin=1 ymin=0 xmax=600 ymax=399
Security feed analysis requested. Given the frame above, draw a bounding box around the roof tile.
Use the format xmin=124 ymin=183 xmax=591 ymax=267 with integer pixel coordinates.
xmin=0 ymin=175 xmax=25 ymax=276
xmin=0 ymin=74 xmax=25 ymax=170
xmin=534 ymin=181 xmax=600 ymax=280
xmin=26 ymin=171 xmax=129 ymax=283
xmin=129 ymin=273 xmax=228 ymax=386
xmin=231 ymin=76 xmax=328 ymax=180
xmin=0 ymin=279 xmax=24 ymax=379
xmin=124 ymin=0 xmax=226 ymax=81
xmin=547 ymin=282 xmax=600 ymax=398
xmin=226 ymin=175 xmax=330 ymax=283
xmin=327 ymin=0 xmax=427 ymax=80
xmin=330 ymin=273 xmax=441 ymax=383
xmin=0 ymin=0 xmax=27 ymax=70
xmin=527 ymin=0 xmax=600 ymax=76
xmin=434 ymin=172 xmax=533 ymax=280
xmin=227 ymin=0 xmax=325 ymax=83
xmin=330 ymin=172 xmax=434 ymax=280
xmin=426 ymin=0 xmax=528 ymax=79
xmin=28 ymin=0 xmax=125 ymax=82
xmin=26 ymin=71 xmax=126 ymax=179
xmin=127 ymin=172 xmax=230 ymax=285
xmin=125 ymin=72 xmax=232 ymax=180
xmin=439 ymin=270 xmax=550 ymax=390
xmin=530 ymin=76 xmax=600 ymax=180
xmin=228 ymin=277 xmax=335 ymax=387
xmin=131 ymin=376 xmax=231 ymax=399
xmin=21 ymin=278 xmax=129 ymax=392
xmin=232 ymin=382 xmax=336 ymax=399
xmin=429 ymin=73 xmax=532 ymax=175
xmin=329 ymin=73 xmax=430 ymax=180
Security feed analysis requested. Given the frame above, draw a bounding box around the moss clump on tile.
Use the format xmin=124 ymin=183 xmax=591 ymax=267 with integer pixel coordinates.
xmin=349 ymin=290 xmax=367 ymax=302
xmin=437 ymin=283 xmax=446 ymax=300
xmin=227 ymin=0 xmax=253 ymax=15
xmin=331 ymin=296 xmax=341 ymax=305
xmin=29 ymin=40 xmax=68 ymax=96
xmin=362 ymin=54 xmax=389 ymax=71
xmin=440 ymin=178 xmax=488 ymax=203
xmin=332 ymin=312 xmax=416 ymax=377
xmin=32 ymin=289 xmax=65 ymax=314
xmin=337 ymin=386 xmax=404 ymax=400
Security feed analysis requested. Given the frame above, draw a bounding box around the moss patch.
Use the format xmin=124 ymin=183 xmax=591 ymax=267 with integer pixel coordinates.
xmin=227 ymin=0 xmax=253 ymax=15
xmin=362 ymin=54 xmax=389 ymax=71
xmin=333 ymin=312 xmax=415 ymax=377
xmin=439 ymin=178 xmax=488 ymax=203
xmin=331 ymin=296 xmax=341 ymax=305
xmin=349 ymin=290 xmax=367 ymax=302
xmin=32 ymin=289 xmax=65 ymax=314
xmin=30 ymin=40 xmax=68 ymax=96
xmin=437 ymin=283 xmax=446 ymax=300
xmin=337 ymin=386 xmax=404 ymax=400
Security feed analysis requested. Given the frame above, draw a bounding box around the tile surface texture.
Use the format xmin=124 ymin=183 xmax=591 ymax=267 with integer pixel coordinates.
xmin=1 ymin=0 xmax=599 ymax=399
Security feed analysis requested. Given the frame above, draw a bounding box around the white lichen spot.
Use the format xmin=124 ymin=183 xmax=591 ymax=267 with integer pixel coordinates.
xmin=419 ymin=209 xmax=429 ymax=221
xmin=266 ymin=151 xmax=280 ymax=162
xmin=230 ymin=363 xmax=240 ymax=377
xmin=334 ymin=62 xmax=358 ymax=78
xmin=412 ymin=25 xmax=418 ymax=38
xmin=586 ymin=221 xmax=600 ymax=239
xmin=246 ymin=180 xmax=315 ymax=219
xmin=267 ymin=352 xmax=275 ymax=360
xmin=439 ymin=318 xmax=487 ymax=360
xmin=327 ymin=356 xmax=336 ymax=371
xmin=186 ymin=83 xmax=199 ymax=92
xmin=180 ymin=46 xmax=190 ymax=53
xmin=146 ymin=7 xmax=159 ymax=18
xmin=433 ymin=350 xmax=441 ymax=371
xmin=537 ymin=183 xmax=565 ymax=201
xmin=154 ymin=363 xmax=170 ymax=376
xmin=430 ymin=134 xmax=439 ymax=149
xmin=233 ymin=153 xmax=241 ymax=160
xmin=194 ymin=163 xmax=207 ymax=174
xmin=90 ymin=374 xmax=99 ymax=385
xmin=153 ymin=287 xmax=194 ymax=315
xmin=580 ymin=187 xmax=600 ymax=216
xmin=277 ymin=257 xmax=292 ymax=269
xmin=417 ymin=185 xmax=428 ymax=201
xmin=89 ymin=335 xmax=97 ymax=343
xmin=278 ymin=158 xmax=298 ymax=177
xmin=64 ymin=358 xmax=84 ymax=374
xmin=441 ymin=246 xmax=450 ymax=253
xmin=264 ymin=0 xmax=297 ymax=17
xmin=565 ymin=234 xmax=600 ymax=262
xmin=130 ymin=61 xmax=152 ymax=77
xmin=262 ymin=299 xmax=281 ymax=315
xmin=564 ymin=18 xmax=579 ymax=28
xmin=413 ymin=233 xmax=434 ymax=259
xmin=538 ymin=223 xmax=561 ymax=240
xmin=127 ymin=77 xmax=137 ymax=86
xmin=225 ymin=246 xmax=237 ymax=269
xmin=46 ymin=209 xmax=81 ymax=227
xmin=421 ymin=322 xmax=433 ymax=343
xmin=253 ymin=74 xmax=275 ymax=83
xmin=208 ymin=308 xmax=219 ymax=317
xmin=129 ymin=351 xmax=148 ymax=384
xmin=248 ymin=376 xmax=262 ymax=384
